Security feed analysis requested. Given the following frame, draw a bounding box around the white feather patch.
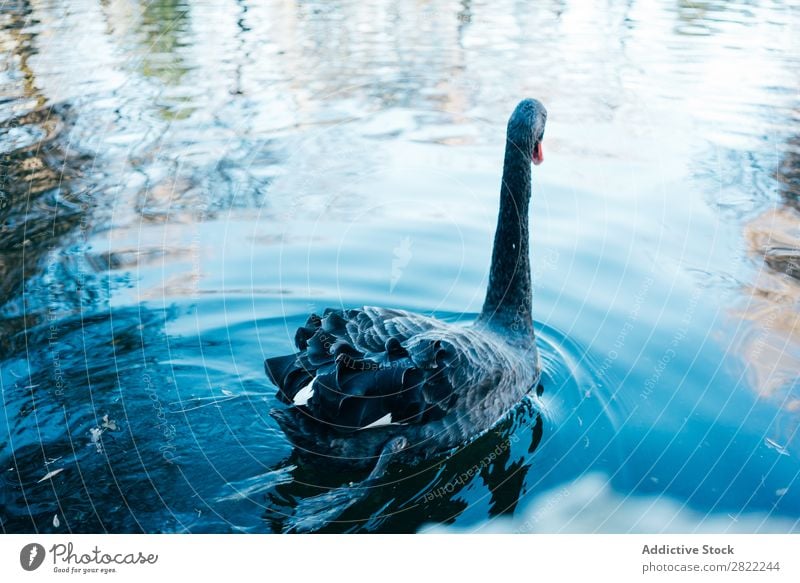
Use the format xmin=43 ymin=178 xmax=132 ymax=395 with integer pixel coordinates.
xmin=360 ymin=413 xmax=394 ymax=430
xmin=293 ymin=378 xmax=315 ymax=406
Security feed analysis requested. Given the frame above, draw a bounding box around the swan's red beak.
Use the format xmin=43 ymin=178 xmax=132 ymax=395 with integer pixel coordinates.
xmin=532 ymin=142 xmax=544 ymax=165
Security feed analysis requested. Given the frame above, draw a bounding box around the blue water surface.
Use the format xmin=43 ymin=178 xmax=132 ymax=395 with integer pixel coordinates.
xmin=1 ymin=0 xmax=799 ymax=533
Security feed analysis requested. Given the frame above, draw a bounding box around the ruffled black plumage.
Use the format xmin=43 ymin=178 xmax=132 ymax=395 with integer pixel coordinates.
xmin=266 ymin=307 xmax=459 ymax=433
xmin=266 ymin=305 xmax=540 ymax=466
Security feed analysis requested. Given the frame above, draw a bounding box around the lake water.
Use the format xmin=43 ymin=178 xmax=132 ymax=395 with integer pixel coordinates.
xmin=1 ymin=0 xmax=799 ymax=533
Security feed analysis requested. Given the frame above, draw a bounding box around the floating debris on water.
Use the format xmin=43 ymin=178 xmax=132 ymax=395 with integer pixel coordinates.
xmin=38 ymin=468 xmax=64 ymax=483
xmin=765 ymin=438 xmax=790 ymax=457
xmin=101 ymin=414 xmax=118 ymax=431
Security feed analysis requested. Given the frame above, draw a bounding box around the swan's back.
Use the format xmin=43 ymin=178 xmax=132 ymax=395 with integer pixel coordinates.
xmin=265 ymin=307 xmax=539 ymax=463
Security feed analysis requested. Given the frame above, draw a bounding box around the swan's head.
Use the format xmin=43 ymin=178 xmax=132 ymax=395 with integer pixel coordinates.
xmin=507 ymin=98 xmax=547 ymax=165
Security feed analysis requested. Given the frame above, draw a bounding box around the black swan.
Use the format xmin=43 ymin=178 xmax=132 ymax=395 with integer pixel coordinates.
xmin=266 ymin=98 xmax=547 ymax=472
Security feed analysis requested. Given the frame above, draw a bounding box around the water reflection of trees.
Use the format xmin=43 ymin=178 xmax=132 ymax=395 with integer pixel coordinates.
xmin=0 ymin=2 xmax=91 ymax=333
xmin=138 ymin=0 xmax=191 ymax=87
xmin=732 ymin=135 xmax=800 ymax=450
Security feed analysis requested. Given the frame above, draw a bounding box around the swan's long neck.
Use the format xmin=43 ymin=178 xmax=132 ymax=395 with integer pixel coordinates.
xmin=479 ymin=137 xmax=534 ymax=339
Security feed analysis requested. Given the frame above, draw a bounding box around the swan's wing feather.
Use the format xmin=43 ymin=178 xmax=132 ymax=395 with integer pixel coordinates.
xmin=265 ymin=307 xmax=463 ymax=432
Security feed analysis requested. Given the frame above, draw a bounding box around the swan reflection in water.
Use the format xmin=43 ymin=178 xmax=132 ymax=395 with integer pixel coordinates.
xmin=263 ymin=394 xmax=545 ymax=533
